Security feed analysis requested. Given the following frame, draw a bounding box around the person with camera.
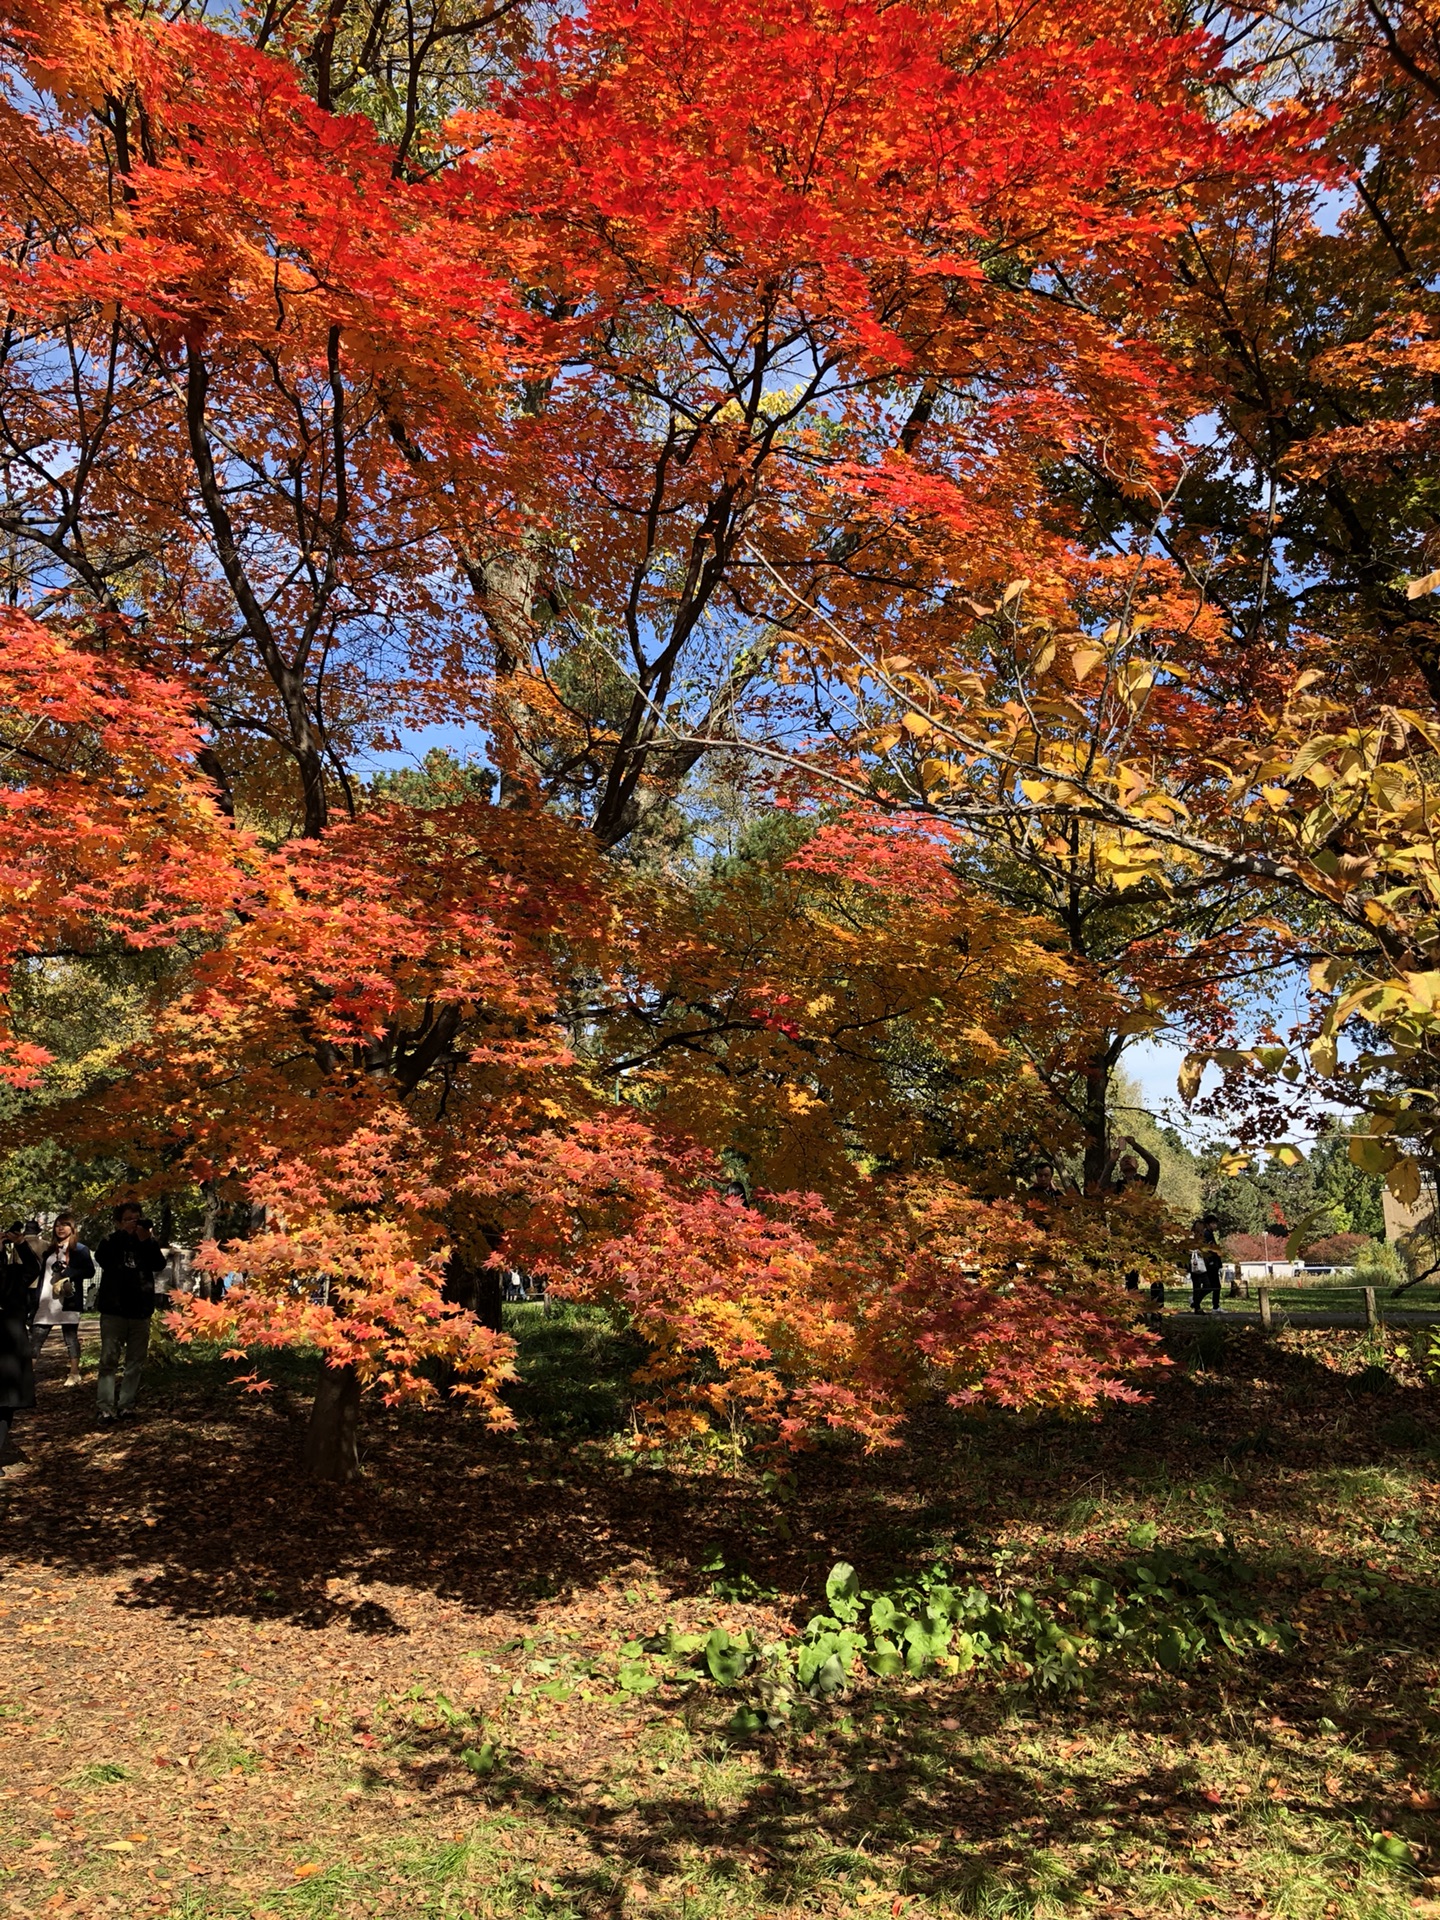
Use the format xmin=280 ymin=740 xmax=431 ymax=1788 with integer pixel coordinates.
xmin=31 ymin=1213 xmax=93 ymax=1387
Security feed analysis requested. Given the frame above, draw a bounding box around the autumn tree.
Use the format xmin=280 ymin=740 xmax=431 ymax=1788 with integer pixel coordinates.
xmin=0 ymin=0 xmax=1307 ymax=1475
xmin=672 ymin=543 xmax=1299 ymax=1188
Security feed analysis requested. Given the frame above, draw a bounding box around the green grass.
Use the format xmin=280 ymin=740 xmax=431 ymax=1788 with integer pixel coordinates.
xmin=198 ymin=1731 xmax=264 ymax=1775
xmin=501 ymin=1301 xmax=646 ymax=1437
xmin=67 ymin=1760 xmax=130 ymax=1786
xmin=1250 ymin=1282 xmax=1440 ymax=1313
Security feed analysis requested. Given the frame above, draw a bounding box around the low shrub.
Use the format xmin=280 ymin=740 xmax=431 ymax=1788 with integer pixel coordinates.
xmin=638 ymin=1539 xmax=1294 ymax=1725
xmin=1352 ymin=1238 xmax=1405 ymax=1288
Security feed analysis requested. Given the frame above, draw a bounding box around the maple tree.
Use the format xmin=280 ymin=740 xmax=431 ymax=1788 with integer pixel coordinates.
xmin=681 ymin=541 xmax=1299 ymax=1186
xmin=1162 ymin=0 xmax=1440 ymax=698
xmin=0 ymin=0 xmax=1318 ymax=1475
xmin=0 ymin=611 xmax=236 ymax=1083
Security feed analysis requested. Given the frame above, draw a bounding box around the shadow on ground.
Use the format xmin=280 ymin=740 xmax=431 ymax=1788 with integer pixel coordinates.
xmin=4 ymin=1312 xmax=1439 ymax=1914
xmin=4 ymin=1310 xmax=1438 ymax=1641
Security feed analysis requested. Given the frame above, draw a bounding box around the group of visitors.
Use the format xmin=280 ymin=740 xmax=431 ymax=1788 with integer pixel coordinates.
xmin=0 ymin=1201 xmax=168 ymax=1461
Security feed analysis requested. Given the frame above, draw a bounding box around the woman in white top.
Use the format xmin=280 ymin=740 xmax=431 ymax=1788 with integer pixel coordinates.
xmin=30 ymin=1214 xmax=93 ymax=1387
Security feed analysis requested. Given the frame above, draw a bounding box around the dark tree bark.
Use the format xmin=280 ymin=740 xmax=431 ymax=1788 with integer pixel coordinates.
xmin=443 ymin=1248 xmax=503 ymax=1334
xmin=303 ymin=1363 xmax=362 ymax=1481
xmin=1081 ymin=1053 xmax=1113 ymax=1197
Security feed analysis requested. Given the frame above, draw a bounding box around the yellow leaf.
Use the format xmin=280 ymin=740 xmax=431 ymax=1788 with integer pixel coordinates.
xmin=1261 ymin=785 xmax=1290 ymax=810
xmin=1070 ymin=646 xmax=1104 ymax=684
xmin=1403 ymin=969 xmax=1440 ymax=1010
xmin=1271 ymin=1145 xmax=1303 ymax=1167
xmin=1388 ymin=1155 xmax=1423 ymax=1205
xmin=1117 ymin=1011 xmax=1163 ymax=1035
xmin=1029 ymin=637 xmax=1057 ymax=676
xmin=1406 ymin=567 xmax=1440 ymax=599
xmin=1218 ymin=1149 xmax=1251 ymax=1177
xmin=1309 ymin=1033 xmax=1338 ymax=1077
xmin=901 ymin=711 xmax=932 ymax=736
xmin=1019 ymin=777 xmax=1052 ymax=804
xmin=1285 ymin=1205 xmax=1331 ymax=1260
xmin=1177 ymin=1053 xmax=1203 ymax=1105
xmin=875 ymin=727 xmax=902 ymax=752
xmin=1116 ymin=763 xmax=1148 ymax=808
xmin=1001 ymin=577 xmax=1031 ymax=606
xmin=1117 ymin=662 xmax=1156 ymax=707
xmin=99 ymin=1841 xmax=134 ymax=1853
xmin=1349 ymin=1134 xmax=1399 ymax=1176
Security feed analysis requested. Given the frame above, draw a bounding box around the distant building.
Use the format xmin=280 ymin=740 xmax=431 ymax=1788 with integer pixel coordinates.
xmin=1382 ymin=1180 xmax=1440 ymax=1276
xmin=1222 ymin=1232 xmax=1297 ymax=1281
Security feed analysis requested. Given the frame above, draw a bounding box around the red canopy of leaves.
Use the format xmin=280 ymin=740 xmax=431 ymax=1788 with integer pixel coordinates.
xmin=0 ymin=0 xmax=1309 ymax=1447
xmin=0 ymin=613 xmax=236 ymax=1084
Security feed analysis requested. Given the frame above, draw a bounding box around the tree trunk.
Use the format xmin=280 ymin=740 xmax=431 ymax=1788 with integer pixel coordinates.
xmin=1081 ymin=1052 xmax=1113 ymax=1197
xmin=470 ymin=546 xmax=544 ymax=811
xmin=303 ymin=1363 xmax=362 ymax=1482
xmin=476 ymin=1265 xmax=503 ymax=1333
xmin=444 ymin=1248 xmax=504 ymax=1334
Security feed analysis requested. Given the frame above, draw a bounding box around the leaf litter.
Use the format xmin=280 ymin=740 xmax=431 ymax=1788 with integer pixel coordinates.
xmin=0 ymin=1321 xmax=1437 ymax=1918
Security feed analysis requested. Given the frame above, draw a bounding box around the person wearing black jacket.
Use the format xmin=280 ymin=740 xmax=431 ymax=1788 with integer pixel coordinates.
xmin=0 ymin=1221 xmax=39 ymax=1457
xmin=1189 ymin=1216 xmax=1225 ymax=1314
xmin=94 ymin=1204 xmax=167 ymax=1421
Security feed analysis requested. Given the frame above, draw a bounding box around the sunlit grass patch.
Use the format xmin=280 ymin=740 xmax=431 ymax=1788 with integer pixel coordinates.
xmin=1320 ymin=1466 xmax=1419 ymax=1512
xmin=67 ymin=1759 xmax=130 ymax=1786
xmin=271 ymin=1860 xmax=363 ymax=1917
xmin=198 ymin=1731 xmax=263 ymax=1776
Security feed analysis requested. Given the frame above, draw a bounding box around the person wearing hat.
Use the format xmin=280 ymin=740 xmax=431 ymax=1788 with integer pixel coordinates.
xmin=0 ymin=1221 xmax=39 ymax=1459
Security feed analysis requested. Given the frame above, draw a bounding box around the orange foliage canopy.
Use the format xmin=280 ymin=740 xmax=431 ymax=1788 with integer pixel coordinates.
xmin=0 ymin=613 xmax=236 ymax=1085
xmin=0 ymin=0 xmax=1309 ymax=1456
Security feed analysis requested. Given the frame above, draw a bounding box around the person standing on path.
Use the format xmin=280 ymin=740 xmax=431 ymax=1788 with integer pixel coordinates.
xmin=94 ymin=1204 xmax=166 ymax=1422
xmin=1188 ymin=1217 xmax=1224 ymax=1313
xmin=0 ymin=1221 xmax=39 ymax=1458
xmin=31 ymin=1214 xmax=93 ymax=1387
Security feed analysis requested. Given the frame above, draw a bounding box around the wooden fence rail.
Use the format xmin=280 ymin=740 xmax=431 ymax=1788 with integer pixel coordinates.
xmin=1165 ymin=1286 xmax=1440 ymax=1333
